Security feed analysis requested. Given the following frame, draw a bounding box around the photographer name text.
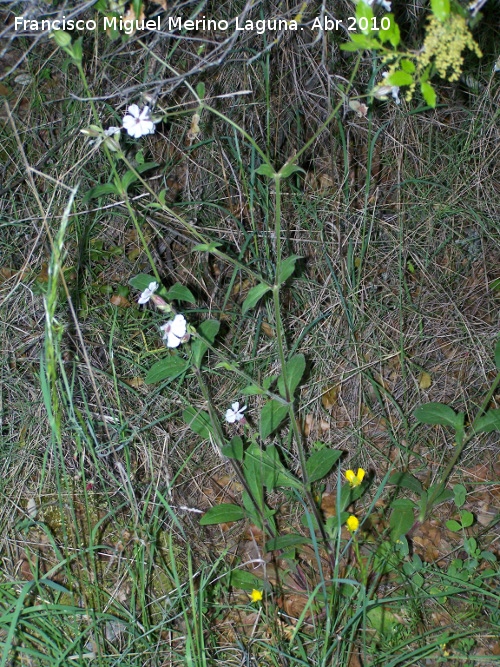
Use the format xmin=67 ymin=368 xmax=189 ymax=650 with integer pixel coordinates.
xmin=14 ymin=15 xmax=391 ymax=35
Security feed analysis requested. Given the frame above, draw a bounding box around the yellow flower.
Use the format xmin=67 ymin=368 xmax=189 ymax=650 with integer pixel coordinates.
xmin=346 ymin=515 xmax=360 ymax=533
xmin=249 ymin=589 xmax=263 ymax=603
xmin=345 ymin=468 xmax=365 ymax=487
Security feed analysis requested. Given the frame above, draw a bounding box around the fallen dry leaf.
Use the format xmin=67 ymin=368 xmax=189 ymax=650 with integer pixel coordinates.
xmin=110 ymin=294 xmax=131 ymax=308
xmin=419 ymin=371 xmax=432 ymax=389
xmin=322 ymin=385 xmax=339 ymax=410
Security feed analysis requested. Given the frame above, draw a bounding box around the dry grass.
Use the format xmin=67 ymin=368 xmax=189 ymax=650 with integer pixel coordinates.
xmin=1 ymin=0 xmax=500 ymax=664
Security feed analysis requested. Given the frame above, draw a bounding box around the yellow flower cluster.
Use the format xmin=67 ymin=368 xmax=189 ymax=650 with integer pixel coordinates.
xmin=418 ymin=13 xmax=482 ymax=83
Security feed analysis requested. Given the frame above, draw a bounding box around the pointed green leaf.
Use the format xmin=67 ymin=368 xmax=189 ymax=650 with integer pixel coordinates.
xmin=259 ymin=400 xmax=288 ymax=440
xmin=120 ymin=170 xmax=138 ymax=193
xmin=414 ymin=402 xmax=460 ymax=428
xmin=495 ymin=334 xmax=500 ymax=370
xmin=390 ymin=499 xmax=415 ymax=538
xmin=221 ymin=436 xmax=243 ymax=461
xmin=166 ymin=283 xmax=196 ymax=304
xmin=255 ymin=163 xmax=276 ymax=178
xmin=431 ymin=0 xmax=450 ymax=22
xmin=241 ymin=384 xmax=265 ymax=396
xmin=265 ymin=533 xmax=311 ymax=552
xmin=473 ymin=409 xmax=500 ymax=434
xmin=388 ymin=472 xmax=423 ymax=495
xmin=129 ymin=274 xmax=157 ymax=291
xmin=278 ymin=163 xmax=305 ymax=179
xmin=278 ymin=353 xmax=306 ymax=398
xmin=421 ymin=81 xmax=437 ymax=108
xmin=182 ymin=407 xmax=212 ymax=439
xmin=145 ymin=357 xmax=189 ymax=384
xmin=276 ymin=255 xmax=301 ymax=285
xmin=192 ymin=319 xmax=220 ymax=367
xmin=306 ymin=449 xmax=342 ymax=483
xmin=192 ymin=242 xmax=223 ymax=252
xmin=242 ymin=283 xmax=271 ymax=314
xmin=386 ymin=70 xmax=413 ymax=87
xmin=400 ymin=59 xmax=415 ymax=74
xmin=228 ymin=569 xmax=265 ymax=591
xmin=356 ymin=1 xmax=374 ymax=34
xmin=245 ymin=443 xmax=302 ymax=491
xmin=85 ymin=183 xmax=118 ymax=201
xmin=199 ymin=503 xmax=245 ymax=525
xmin=378 ymin=16 xmax=400 ymax=46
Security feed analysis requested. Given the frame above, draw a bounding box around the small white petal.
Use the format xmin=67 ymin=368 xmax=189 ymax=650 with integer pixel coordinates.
xmin=160 ymin=314 xmax=187 ymax=348
xmin=127 ymin=104 xmax=140 ymax=118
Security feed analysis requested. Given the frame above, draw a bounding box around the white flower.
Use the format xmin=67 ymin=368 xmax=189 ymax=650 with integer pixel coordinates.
xmin=367 ymin=0 xmax=391 ymax=10
xmin=160 ymin=314 xmax=188 ymax=348
xmin=122 ymin=104 xmax=155 ymax=139
xmin=374 ymin=73 xmax=401 ymax=104
xmin=225 ymin=402 xmax=247 ymax=424
xmin=104 ymin=126 xmax=121 ymax=137
xmin=138 ymin=281 xmax=158 ymax=305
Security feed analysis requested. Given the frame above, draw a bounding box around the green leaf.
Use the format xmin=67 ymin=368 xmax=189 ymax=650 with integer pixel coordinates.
xmin=259 ymin=400 xmax=289 ymax=440
xmin=242 ymin=283 xmax=271 ymax=314
xmin=453 ymin=484 xmax=467 ymax=508
xmin=129 ymin=274 xmax=157 ymax=291
xmin=166 ymin=283 xmax=196 ymax=304
xmin=342 ymin=33 xmax=379 ymax=50
xmin=228 ymin=569 xmax=265 ymax=591
xmin=245 ymin=443 xmax=302 ymax=491
xmin=196 ymin=82 xmax=205 ymax=100
xmin=145 ymin=356 xmax=189 ymax=384
xmin=389 ymin=499 xmax=415 ymax=538
xmin=445 ymin=519 xmax=462 ymax=532
xmin=400 ymin=59 xmax=415 ymax=74
xmin=379 ymin=16 xmax=400 ymax=47
xmin=182 ymin=407 xmax=213 ymax=439
xmin=221 ymin=436 xmax=243 ymax=461
xmin=414 ymin=402 xmax=460 ymax=428
xmin=192 ymin=242 xmax=223 ymax=252
xmin=265 ymin=533 xmax=311 ymax=552
xmin=386 ymin=70 xmax=413 ymax=87
xmin=460 ymin=510 xmax=474 ymax=528
xmin=306 ymin=449 xmax=342 ymax=483
xmin=421 ymin=81 xmax=437 ymax=108
xmin=255 ymin=163 xmax=276 ymax=178
xmin=199 ymin=503 xmax=245 ymax=525
xmin=356 ymin=0 xmax=374 ymax=34
xmin=191 ymin=319 xmax=220 ymax=368
xmin=276 ymin=255 xmax=301 ymax=286
xmin=278 ymin=163 xmax=305 ymax=179
xmin=388 ymin=472 xmax=423 ymax=495
xmin=85 ymin=183 xmax=118 ymax=201
xmin=431 ymin=0 xmax=450 ymax=22
xmin=278 ymin=353 xmax=306 ymax=398
xmin=241 ymin=384 xmax=265 ymax=396
xmin=51 ymin=29 xmax=72 ymax=47
xmin=495 ymin=334 xmax=500 ymax=370
xmin=427 ymin=483 xmax=454 ymax=506
xmin=473 ymin=409 xmax=500 ymax=434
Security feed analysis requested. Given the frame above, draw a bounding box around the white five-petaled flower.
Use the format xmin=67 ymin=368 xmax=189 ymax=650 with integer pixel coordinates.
xmin=160 ymin=314 xmax=188 ymax=348
xmin=122 ymin=104 xmax=155 ymax=139
xmin=138 ymin=281 xmax=159 ymax=305
xmin=225 ymin=402 xmax=247 ymax=424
